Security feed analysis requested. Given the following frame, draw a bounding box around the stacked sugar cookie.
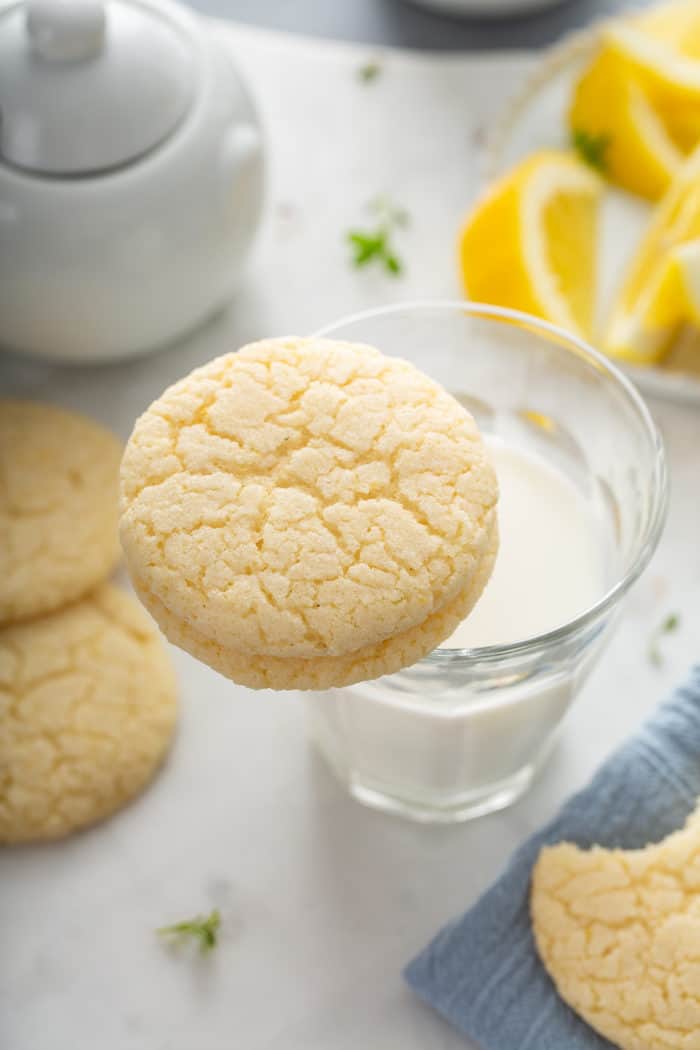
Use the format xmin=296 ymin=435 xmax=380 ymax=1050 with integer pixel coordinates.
xmin=120 ymin=337 xmax=499 ymax=691
xmin=0 ymin=401 xmax=177 ymax=844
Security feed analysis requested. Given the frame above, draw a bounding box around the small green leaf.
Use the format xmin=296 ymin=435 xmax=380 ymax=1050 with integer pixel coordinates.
xmin=358 ymin=61 xmax=382 ymax=83
xmin=157 ymin=909 xmax=221 ymax=954
xmin=345 ymin=197 xmax=408 ymax=275
xmin=572 ymin=128 xmax=611 ymax=174
xmin=347 ymin=230 xmax=386 ymax=266
xmin=648 ymin=612 xmax=681 ymax=667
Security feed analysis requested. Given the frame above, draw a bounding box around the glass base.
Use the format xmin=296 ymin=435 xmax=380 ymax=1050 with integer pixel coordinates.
xmin=311 ymin=725 xmax=552 ymax=823
xmin=306 ymin=678 xmax=566 ymax=824
xmin=345 ymin=764 xmax=537 ymax=824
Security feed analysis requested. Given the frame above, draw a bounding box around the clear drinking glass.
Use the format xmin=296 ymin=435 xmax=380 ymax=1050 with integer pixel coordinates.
xmin=305 ymin=302 xmax=668 ymax=823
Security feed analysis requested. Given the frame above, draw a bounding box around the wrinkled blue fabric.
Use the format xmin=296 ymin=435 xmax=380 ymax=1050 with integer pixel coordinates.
xmin=405 ymin=665 xmax=700 ymax=1050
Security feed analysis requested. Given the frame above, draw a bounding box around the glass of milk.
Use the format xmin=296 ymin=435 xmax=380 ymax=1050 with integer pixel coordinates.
xmin=306 ymin=302 xmax=668 ymax=822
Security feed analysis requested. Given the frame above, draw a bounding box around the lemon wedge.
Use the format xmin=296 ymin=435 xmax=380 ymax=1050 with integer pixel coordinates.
xmin=632 ymin=0 xmax=700 ymax=56
xmin=605 ymin=17 xmax=700 ymax=155
xmin=459 ymin=151 xmax=602 ymax=339
xmin=569 ymin=43 xmax=683 ymax=200
xmin=606 ymin=149 xmax=700 ymax=364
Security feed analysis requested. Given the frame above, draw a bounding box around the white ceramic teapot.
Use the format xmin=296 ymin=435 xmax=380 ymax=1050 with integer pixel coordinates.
xmin=0 ymin=0 xmax=264 ymax=362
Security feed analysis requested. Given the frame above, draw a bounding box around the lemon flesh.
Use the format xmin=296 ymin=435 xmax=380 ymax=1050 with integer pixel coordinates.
xmin=633 ymin=0 xmax=700 ymax=57
xmin=459 ymin=151 xmax=602 ymax=339
xmin=569 ymin=43 xmax=683 ymax=201
xmin=609 ymin=26 xmax=700 ymax=153
xmin=606 ymin=149 xmax=700 ymax=364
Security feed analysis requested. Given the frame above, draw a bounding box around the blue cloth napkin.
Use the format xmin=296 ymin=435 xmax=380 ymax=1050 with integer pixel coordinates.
xmin=405 ymin=664 xmax=700 ymax=1050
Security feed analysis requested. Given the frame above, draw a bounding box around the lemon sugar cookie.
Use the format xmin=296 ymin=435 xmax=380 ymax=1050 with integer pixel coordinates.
xmin=120 ymin=337 xmax=498 ymax=690
xmin=531 ymin=806 xmax=700 ymax=1050
xmin=0 ymin=583 xmax=177 ymax=843
xmin=133 ymin=528 xmax=498 ymax=691
xmin=0 ymin=401 xmax=123 ymax=625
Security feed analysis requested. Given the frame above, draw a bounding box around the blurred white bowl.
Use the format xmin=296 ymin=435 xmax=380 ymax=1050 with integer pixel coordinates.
xmin=406 ymin=0 xmax=568 ymax=17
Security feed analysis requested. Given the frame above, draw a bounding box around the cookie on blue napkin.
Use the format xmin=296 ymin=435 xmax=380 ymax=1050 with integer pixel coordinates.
xmin=405 ymin=665 xmax=700 ymax=1050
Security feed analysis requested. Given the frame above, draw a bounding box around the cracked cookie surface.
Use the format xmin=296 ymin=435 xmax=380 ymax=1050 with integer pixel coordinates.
xmin=0 ymin=584 xmax=177 ymax=843
xmin=120 ymin=338 xmax=498 ymax=689
xmin=531 ymin=805 xmax=700 ymax=1050
xmin=132 ymin=518 xmax=497 ymax=690
xmin=0 ymin=401 xmax=122 ymax=624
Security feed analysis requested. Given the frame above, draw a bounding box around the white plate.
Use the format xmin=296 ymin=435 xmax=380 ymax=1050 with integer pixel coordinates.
xmin=487 ymin=28 xmax=700 ymax=405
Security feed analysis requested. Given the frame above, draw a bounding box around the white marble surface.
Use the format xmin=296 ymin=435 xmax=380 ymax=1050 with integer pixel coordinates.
xmin=1 ymin=25 xmax=699 ymax=1050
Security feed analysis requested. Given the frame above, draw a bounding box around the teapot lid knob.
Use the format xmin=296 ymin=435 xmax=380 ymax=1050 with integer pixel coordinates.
xmin=0 ymin=0 xmax=198 ymax=175
xmin=26 ymin=0 xmax=106 ymax=62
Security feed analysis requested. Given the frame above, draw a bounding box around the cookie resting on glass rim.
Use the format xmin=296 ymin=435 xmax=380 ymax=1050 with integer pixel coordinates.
xmin=119 ymin=337 xmax=499 ymax=690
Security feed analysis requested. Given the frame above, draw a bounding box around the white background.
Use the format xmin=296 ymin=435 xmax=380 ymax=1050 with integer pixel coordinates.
xmin=1 ymin=25 xmax=698 ymax=1050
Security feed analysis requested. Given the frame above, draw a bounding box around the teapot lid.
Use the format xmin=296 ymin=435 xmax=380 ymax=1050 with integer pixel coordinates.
xmin=0 ymin=0 xmax=196 ymax=175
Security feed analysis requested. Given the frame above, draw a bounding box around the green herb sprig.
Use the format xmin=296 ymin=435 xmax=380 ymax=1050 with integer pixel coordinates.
xmin=648 ymin=612 xmax=680 ymax=667
xmin=572 ymin=129 xmax=611 ymax=174
xmin=157 ymin=909 xmax=221 ymax=954
xmin=357 ymin=61 xmax=382 ymax=83
xmin=346 ymin=196 xmax=409 ymax=276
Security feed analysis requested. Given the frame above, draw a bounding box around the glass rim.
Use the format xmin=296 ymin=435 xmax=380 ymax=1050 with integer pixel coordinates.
xmin=316 ymin=299 xmax=669 ymax=663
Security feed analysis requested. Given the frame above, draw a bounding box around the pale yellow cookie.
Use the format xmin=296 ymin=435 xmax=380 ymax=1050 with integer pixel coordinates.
xmin=0 ymin=401 xmax=122 ymax=624
xmin=132 ymin=518 xmax=497 ymax=690
xmin=0 ymin=583 xmax=177 ymax=843
xmin=531 ymin=805 xmax=700 ymax=1050
xmin=120 ymin=337 xmax=498 ymax=690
